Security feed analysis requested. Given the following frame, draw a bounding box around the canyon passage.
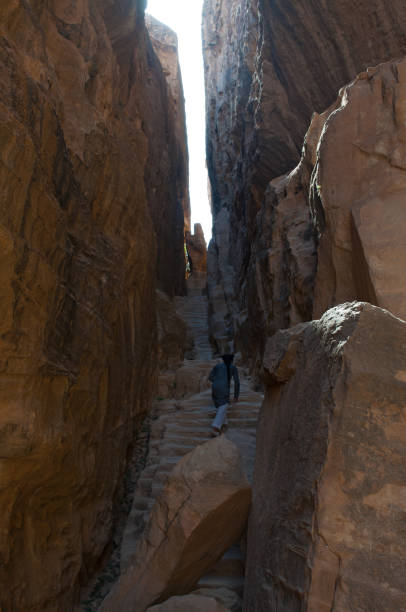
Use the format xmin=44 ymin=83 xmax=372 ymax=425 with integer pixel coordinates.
xmin=0 ymin=1 xmax=406 ymax=611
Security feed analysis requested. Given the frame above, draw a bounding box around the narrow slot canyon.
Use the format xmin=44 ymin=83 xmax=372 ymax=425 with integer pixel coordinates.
xmin=1 ymin=1 xmax=406 ymax=611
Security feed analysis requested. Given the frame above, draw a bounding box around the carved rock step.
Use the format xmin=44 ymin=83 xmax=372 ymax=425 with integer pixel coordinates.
xmin=196 ymin=574 xmax=245 ymax=596
xmin=174 ymin=293 xmax=212 ymax=360
xmin=119 ymin=384 xmax=262 ymax=579
xmin=210 ymin=545 xmax=244 ymax=578
xmin=130 ymin=496 xmax=155 ymax=512
xmin=156 ymin=414 xmax=258 ymax=429
xmin=159 ymin=425 xmax=213 ymax=438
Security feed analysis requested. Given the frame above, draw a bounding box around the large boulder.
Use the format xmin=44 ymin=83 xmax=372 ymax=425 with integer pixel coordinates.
xmin=244 ymin=302 xmax=406 ymax=611
xmin=101 ymin=436 xmax=251 ymax=612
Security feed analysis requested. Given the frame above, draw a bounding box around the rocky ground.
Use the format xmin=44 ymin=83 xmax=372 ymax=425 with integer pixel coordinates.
xmin=77 ymin=276 xmax=263 ymax=610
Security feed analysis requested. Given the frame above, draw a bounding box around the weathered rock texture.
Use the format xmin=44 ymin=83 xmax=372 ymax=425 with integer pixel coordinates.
xmin=101 ymin=436 xmax=251 ymax=612
xmin=203 ymin=0 xmax=406 ymax=359
xmin=146 ymin=14 xmax=191 ymax=238
xmin=244 ymin=302 xmax=406 ymax=611
xmin=311 ymin=58 xmax=406 ymax=321
xmin=0 ymin=0 xmax=188 ymax=609
xmin=157 ymin=290 xmax=188 ymax=372
xmin=242 ymin=55 xmax=406 ymax=368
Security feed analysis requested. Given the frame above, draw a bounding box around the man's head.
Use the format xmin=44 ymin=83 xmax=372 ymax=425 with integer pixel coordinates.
xmin=221 ymin=354 xmax=234 ymax=367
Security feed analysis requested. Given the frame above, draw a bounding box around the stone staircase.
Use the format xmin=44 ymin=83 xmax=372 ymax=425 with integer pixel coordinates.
xmin=118 ymin=276 xmax=263 ymax=609
xmin=120 ymin=383 xmax=262 ymax=567
xmin=174 ymin=276 xmax=212 ymax=360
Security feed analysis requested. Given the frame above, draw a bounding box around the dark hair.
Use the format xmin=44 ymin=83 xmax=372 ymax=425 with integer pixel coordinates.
xmin=221 ymin=354 xmax=234 ymax=383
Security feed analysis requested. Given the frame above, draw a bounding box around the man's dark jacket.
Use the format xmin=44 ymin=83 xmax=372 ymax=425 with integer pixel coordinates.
xmin=209 ymin=363 xmax=240 ymax=408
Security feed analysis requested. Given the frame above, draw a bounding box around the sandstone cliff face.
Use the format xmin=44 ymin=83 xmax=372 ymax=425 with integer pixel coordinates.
xmin=244 ymin=55 xmax=406 ymax=360
xmin=203 ymin=0 xmax=406 ymax=358
xmin=145 ymin=15 xmax=191 ymax=294
xmin=311 ymin=58 xmax=406 ymax=321
xmin=0 ymin=0 xmax=188 ymax=609
xmin=245 ymin=302 xmax=406 ymax=611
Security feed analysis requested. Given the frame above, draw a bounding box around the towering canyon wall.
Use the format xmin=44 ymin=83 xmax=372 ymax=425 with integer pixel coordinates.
xmin=203 ymin=0 xmax=406 ymax=363
xmin=203 ymin=2 xmax=406 ymax=610
xmin=145 ymin=14 xmax=191 ymax=295
xmin=0 ymin=0 xmax=188 ymax=609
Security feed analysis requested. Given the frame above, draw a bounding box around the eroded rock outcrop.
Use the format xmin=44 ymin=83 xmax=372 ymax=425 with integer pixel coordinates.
xmin=244 ymin=302 xmax=406 ymax=611
xmin=245 ymin=55 xmax=406 ymax=363
xmin=0 ymin=0 xmax=188 ymax=609
xmin=311 ymin=58 xmax=406 ymax=321
xmin=101 ymin=436 xmax=251 ymax=612
xmin=203 ymin=0 xmax=406 ymax=190
xmin=203 ymin=0 xmax=406 ymax=360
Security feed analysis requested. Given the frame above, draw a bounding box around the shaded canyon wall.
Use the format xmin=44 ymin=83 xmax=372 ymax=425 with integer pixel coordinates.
xmin=145 ymin=14 xmax=191 ymax=296
xmin=202 ymin=0 xmax=406 ymax=363
xmin=203 ymin=2 xmax=406 ymax=611
xmin=0 ymin=0 xmax=189 ymax=609
xmin=240 ymin=55 xmax=406 ymax=369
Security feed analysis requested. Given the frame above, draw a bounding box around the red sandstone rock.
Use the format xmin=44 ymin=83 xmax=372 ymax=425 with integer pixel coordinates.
xmin=203 ymin=0 xmax=406 ymax=189
xmin=143 ymin=15 xmax=190 ymax=296
xmin=246 ymin=56 xmax=406 ymax=340
xmin=101 ymin=436 xmax=251 ymax=612
xmin=146 ymin=14 xmax=191 ymax=236
xmin=157 ymin=290 xmax=188 ymax=372
xmin=203 ymin=0 xmax=406 ymax=360
xmin=311 ymin=58 xmax=406 ymax=321
xmin=244 ymin=302 xmax=406 ymax=611
xmin=0 ymin=0 xmax=188 ymax=609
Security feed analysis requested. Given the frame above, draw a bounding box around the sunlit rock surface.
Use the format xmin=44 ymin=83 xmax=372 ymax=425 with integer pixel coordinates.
xmin=0 ymin=0 xmax=188 ymax=608
xmin=245 ymin=55 xmax=406 ymax=361
xmin=311 ymin=58 xmax=406 ymax=321
xmin=245 ymin=302 xmax=406 ymax=611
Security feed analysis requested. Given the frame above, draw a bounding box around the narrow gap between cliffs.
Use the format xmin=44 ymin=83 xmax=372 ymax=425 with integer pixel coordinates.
xmin=147 ymin=0 xmax=212 ymax=247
